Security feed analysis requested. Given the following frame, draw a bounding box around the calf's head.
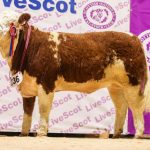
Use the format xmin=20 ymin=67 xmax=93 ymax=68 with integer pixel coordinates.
xmin=0 ymin=11 xmax=31 ymax=66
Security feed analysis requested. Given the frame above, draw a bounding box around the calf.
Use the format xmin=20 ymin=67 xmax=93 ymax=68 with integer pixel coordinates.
xmin=0 ymin=12 xmax=150 ymax=138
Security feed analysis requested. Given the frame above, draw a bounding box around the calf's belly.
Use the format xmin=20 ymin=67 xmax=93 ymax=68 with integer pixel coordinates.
xmin=55 ymin=77 xmax=124 ymax=93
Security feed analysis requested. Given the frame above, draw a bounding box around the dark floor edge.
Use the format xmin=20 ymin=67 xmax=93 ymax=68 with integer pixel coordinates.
xmin=0 ymin=132 xmax=135 ymax=138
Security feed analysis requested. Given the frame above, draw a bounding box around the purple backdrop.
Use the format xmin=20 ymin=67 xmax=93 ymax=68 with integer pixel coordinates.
xmin=129 ymin=0 xmax=150 ymax=134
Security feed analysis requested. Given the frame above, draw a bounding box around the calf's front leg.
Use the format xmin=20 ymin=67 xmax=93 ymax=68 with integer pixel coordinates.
xmin=37 ymin=85 xmax=54 ymax=136
xmin=21 ymin=97 xmax=36 ymax=136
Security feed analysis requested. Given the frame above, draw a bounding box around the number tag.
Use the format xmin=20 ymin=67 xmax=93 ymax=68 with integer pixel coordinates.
xmin=9 ymin=72 xmax=23 ymax=87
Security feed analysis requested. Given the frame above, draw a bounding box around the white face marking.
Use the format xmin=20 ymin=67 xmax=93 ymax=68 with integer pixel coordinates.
xmin=0 ymin=10 xmax=19 ymax=36
xmin=0 ymin=11 xmax=19 ymax=60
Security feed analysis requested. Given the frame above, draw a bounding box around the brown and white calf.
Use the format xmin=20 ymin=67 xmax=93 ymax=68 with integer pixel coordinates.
xmin=0 ymin=12 xmax=150 ymax=138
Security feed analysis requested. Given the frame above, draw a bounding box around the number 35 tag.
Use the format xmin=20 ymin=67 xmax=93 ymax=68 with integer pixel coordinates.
xmin=9 ymin=71 xmax=23 ymax=87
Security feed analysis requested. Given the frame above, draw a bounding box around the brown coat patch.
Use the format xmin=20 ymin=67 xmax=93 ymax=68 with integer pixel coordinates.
xmin=58 ymin=32 xmax=147 ymax=86
xmin=12 ymin=25 xmax=147 ymax=94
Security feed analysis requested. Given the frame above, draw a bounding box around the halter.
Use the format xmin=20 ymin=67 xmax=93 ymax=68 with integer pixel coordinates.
xmin=9 ymin=23 xmax=31 ymax=71
xmin=20 ymin=25 xmax=31 ymax=71
xmin=9 ymin=23 xmax=17 ymax=58
xmin=9 ymin=25 xmax=32 ymax=87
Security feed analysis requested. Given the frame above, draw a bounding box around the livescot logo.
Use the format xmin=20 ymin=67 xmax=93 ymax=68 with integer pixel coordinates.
xmin=2 ymin=0 xmax=77 ymax=14
xmin=83 ymin=1 xmax=116 ymax=29
xmin=139 ymin=30 xmax=150 ymax=74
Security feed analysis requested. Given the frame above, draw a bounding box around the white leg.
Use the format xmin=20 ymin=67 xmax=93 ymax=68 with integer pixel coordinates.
xmin=130 ymin=107 xmax=144 ymax=138
xmin=124 ymin=85 xmax=145 ymax=138
xmin=37 ymin=85 xmax=54 ymax=136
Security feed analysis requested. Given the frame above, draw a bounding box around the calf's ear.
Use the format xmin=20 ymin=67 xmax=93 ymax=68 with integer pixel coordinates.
xmin=18 ymin=13 xmax=31 ymax=25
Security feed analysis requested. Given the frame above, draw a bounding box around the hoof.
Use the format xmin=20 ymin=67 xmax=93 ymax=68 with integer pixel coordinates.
xmin=134 ymin=132 xmax=144 ymax=139
xmin=37 ymin=129 xmax=47 ymax=137
xmin=112 ymin=134 xmax=121 ymax=139
xmin=113 ymin=129 xmax=122 ymax=138
xmin=19 ymin=133 xmax=29 ymax=137
xmin=134 ymin=134 xmax=143 ymax=139
xmin=135 ymin=134 xmax=150 ymax=139
xmin=37 ymin=132 xmax=47 ymax=137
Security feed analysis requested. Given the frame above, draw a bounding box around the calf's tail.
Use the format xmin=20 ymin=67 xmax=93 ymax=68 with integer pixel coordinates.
xmin=143 ymin=79 xmax=150 ymax=112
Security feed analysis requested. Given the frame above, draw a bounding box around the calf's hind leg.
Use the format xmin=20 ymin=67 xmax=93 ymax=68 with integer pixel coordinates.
xmin=130 ymin=106 xmax=144 ymax=138
xmin=108 ymin=84 xmax=128 ymax=138
xmin=125 ymin=85 xmax=145 ymax=138
xmin=21 ymin=97 xmax=36 ymax=136
xmin=113 ymin=101 xmax=127 ymax=138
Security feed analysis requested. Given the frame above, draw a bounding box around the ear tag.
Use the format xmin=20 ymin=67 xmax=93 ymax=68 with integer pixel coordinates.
xmin=9 ymin=71 xmax=23 ymax=87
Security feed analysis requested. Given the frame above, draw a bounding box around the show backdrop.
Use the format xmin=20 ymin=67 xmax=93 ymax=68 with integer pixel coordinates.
xmin=128 ymin=0 xmax=150 ymax=134
xmin=0 ymin=0 xmax=130 ymax=134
